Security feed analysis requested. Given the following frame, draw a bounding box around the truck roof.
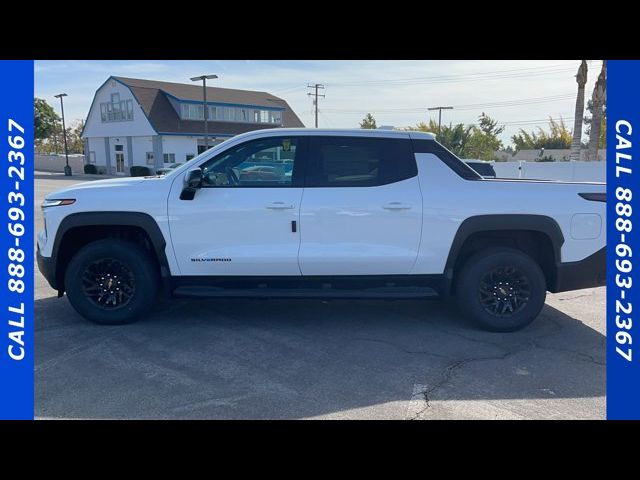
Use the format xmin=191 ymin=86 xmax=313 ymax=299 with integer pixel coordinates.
xmin=238 ymin=128 xmax=436 ymax=140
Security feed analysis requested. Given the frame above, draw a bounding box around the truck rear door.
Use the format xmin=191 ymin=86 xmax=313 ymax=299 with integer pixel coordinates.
xmin=298 ymin=135 xmax=423 ymax=275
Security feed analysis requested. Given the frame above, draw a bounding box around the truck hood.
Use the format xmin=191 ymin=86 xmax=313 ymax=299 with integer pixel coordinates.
xmin=45 ymin=176 xmax=151 ymax=199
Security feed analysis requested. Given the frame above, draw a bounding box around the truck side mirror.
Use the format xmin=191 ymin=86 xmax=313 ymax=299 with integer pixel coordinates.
xmin=180 ymin=168 xmax=203 ymax=200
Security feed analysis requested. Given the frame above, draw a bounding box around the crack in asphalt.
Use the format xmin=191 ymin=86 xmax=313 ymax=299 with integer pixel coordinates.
xmin=403 ymin=313 xmax=604 ymax=419
xmin=411 ymin=352 xmax=515 ymax=420
xmin=350 ymin=337 xmax=453 ymax=358
xmin=557 ymin=293 xmax=595 ymax=301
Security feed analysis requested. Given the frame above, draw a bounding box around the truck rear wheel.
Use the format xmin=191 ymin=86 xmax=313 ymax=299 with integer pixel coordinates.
xmin=456 ymin=247 xmax=546 ymax=332
xmin=64 ymin=239 xmax=158 ymax=325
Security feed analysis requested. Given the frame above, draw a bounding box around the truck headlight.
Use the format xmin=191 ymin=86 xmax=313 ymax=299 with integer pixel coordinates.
xmin=42 ymin=199 xmax=76 ymax=208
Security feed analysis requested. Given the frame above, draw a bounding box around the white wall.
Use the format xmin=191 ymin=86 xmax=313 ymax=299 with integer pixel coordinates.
xmin=490 ymin=161 xmax=606 ymax=182
xmin=162 ymin=136 xmax=198 ymax=164
xmin=84 ymin=135 xmax=198 ymax=171
xmin=81 ymin=78 xmax=156 ymax=138
xmin=86 ymin=137 xmax=106 ymax=167
xmin=132 ymin=136 xmax=154 ymax=167
xmin=35 ymin=154 xmax=85 ymax=173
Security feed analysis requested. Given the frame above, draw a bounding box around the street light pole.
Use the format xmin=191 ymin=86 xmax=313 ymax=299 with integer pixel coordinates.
xmin=55 ymin=93 xmax=71 ymax=176
xmin=190 ymin=74 xmax=218 ymax=152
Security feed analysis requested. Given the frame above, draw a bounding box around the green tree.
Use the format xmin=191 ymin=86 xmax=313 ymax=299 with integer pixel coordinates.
xmin=65 ymin=121 xmax=85 ymax=154
xmin=409 ymin=113 xmax=503 ymax=160
xmin=409 ymin=119 xmax=472 ymax=156
xmin=359 ymin=113 xmax=377 ymax=129
xmin=477 ymin=111 xmax=505 ymax=138
xmin=35 ymin=120 xmax=85 ymax=154
xmin=466 ymin=113 xmax=504 ymax=160
xmin=511 ymin=117 xmax=572 ymax=152
xmin=34 ymin=98 xmax=60 ymax=140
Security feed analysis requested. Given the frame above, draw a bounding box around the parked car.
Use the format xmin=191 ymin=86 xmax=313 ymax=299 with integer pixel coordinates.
xmin=37 ymin=129 xmax=606 ymax=331
xmin=155 ymin=163 xmax=184 ymax=175
xmin=465 ymin=160 xmax=497 ymax=178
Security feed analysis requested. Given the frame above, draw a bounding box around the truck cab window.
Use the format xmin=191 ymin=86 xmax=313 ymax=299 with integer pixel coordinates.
xmin=305 ymin=136 xmax=416 ymax=187
xmin=199 ymin=137 xmax=298 ymax=187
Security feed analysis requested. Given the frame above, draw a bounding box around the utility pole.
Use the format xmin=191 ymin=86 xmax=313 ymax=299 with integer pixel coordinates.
xmin=428 ymin=106 xmax=454 ymax=136
xmin=307 ymin=84 xmax=325 ymax=128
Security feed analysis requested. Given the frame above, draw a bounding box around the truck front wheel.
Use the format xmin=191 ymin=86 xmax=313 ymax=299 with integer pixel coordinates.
xmin=64 ymin=239 xmax=158 ymax=325
xmin=456 ymin=247 xmax=546 ymax=332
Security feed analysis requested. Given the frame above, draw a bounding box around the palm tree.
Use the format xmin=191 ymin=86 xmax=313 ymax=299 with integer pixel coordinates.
xmin=570 ymin=60 xmax=588 ymax=161
xmin=587 ymin=61 xmax=606 ymax=161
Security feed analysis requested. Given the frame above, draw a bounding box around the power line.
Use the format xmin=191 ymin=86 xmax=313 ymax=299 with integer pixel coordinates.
xmin=448 ymin=94 xmax=576 ymax=111
xmin=322 ymin=93 xmax=576 ymax=114
xmin=269 ymin=64 xmax=579 ymax=100
xmin=324 ymin=63 xmax=577 ymax=87
xmin=499 ymin=117 xmax=573 ymax=127
xmin=307 ymin=83 xmax=325 ymax=128
xmin=271 ymin=85 xmax=307 ymax=94
xmin=459 ymin=116 xmax=574 ymax=128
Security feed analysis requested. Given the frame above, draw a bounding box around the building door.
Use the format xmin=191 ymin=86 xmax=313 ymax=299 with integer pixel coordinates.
xmin=114 ymin=144 xmax=125 ymax=174
xmin=168 ymin=135 xmax=304 ymax=276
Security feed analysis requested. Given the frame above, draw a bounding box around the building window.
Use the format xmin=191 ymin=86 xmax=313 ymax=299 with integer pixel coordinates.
xmin=186 ymin=154 xmax=195 ymax=161
xmin=221 ymin=107 xmax=232 ymax=121
xmin=270 ymin=111 xmax=282 ymax=124
xmin=146 ymin=152 xmax=154 ymax=165
xmin=115 ymin=144 xmax=124 ymax=152
xmin=182 ymin=103 xmax=218 ymax=121
xmin=89 ymin=151 xmax=96 ymax=164
xmin=163 ymin=153 xmax=176 ymax=164
xmin=180 ymin=103 xmax=190 ymax=119
xmin=181 ymin=104 xmax=202 ymax=120
xmin=100 ymin=94 xmax=133 ymax=122
xmin=179 ymin=102 xmax=282 ymax=125
xmin=251 ymin=109 xmax=282 ymax=124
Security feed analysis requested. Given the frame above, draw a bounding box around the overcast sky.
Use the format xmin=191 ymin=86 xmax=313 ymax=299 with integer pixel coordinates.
xmin=34 ymin=60 xmax=603 ymax=147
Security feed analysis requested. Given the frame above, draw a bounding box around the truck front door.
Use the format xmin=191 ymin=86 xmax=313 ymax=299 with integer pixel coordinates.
xmin=168 ymin=136 xmax=305 ymax=276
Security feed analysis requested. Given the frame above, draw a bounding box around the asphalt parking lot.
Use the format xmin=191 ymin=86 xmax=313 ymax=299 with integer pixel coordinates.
xmin=34 ymin=172 xmax=606 ymax=419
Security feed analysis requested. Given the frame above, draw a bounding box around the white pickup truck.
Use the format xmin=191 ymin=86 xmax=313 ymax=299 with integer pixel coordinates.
xmin=37 ymin=129 xmax=606 ymax=331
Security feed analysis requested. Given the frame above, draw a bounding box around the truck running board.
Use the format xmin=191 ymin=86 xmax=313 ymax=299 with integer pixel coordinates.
xmin=172 ymin=286 xmax=439 ymax=299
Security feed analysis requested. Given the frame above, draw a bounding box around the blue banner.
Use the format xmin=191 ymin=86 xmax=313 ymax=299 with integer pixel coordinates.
xmin=607 ymin=60 xmax=640 ymax=419
xmin=0 ymin=60 xmax=34 ymax=420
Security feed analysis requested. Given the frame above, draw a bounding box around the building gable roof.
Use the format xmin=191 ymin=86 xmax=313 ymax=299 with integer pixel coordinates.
xmin=112 ymin=76 xmax=304 ymax=135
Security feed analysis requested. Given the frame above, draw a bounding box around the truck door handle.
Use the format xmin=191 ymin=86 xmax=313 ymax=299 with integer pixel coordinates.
xmin=383 ymin=202 xmax=412 ymax=210
xmin=266 ymin=202 xmax=295 ymax=210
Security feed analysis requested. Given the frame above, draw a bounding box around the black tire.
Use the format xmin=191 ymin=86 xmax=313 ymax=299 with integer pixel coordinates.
xmin=456 ymin=247 xmax=546 ymax=332
xmin=64 ymin=239 xmax=158 ymax=325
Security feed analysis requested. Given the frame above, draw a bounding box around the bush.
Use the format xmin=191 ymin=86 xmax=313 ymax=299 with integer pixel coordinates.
xmin=97 ymin=166 xmax=107 ymax=175
xmin=536 ymin=155 xmax=556 ymax=162
xmin=84 ymin=164 xmax=98 ymax=174
xmin=130 ymin=165 xmax=152 ymax=177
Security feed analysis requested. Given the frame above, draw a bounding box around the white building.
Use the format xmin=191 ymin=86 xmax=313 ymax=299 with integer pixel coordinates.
xmin=81 ymin=76 xmax=304 ymax=175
